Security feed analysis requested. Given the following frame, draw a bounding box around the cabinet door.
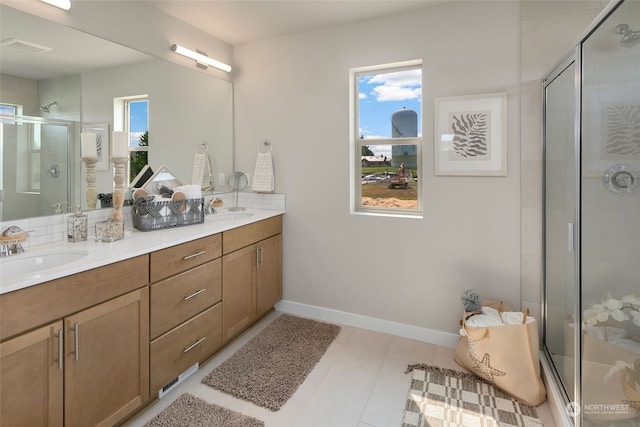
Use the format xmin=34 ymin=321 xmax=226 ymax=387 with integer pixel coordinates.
xmin=256 ymin=234 xmax=282 ymax=317
xmin=64 ymin=287 xmax=149 ymax=427
xmin=222 ymin=244 xmax=256 ymax=341
xmin=0 ymin=321 xmax=63 ymax=427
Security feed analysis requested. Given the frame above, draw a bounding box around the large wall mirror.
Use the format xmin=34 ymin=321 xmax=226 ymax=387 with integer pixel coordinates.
xmin=0 ymin=4 xmax=233 ymax=221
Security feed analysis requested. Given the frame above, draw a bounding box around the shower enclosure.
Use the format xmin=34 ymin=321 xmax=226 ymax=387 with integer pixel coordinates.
xmin=543 ymin=1 xmax=640 ymax=425
xmin=0 ymin=115 xmax=75 ymax=221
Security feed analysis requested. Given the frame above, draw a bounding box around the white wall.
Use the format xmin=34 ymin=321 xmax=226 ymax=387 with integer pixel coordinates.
xmin=81 ymin=59 xmax=234 ymax=201
xmin=234 ymin=1 xmax=521 ymax=335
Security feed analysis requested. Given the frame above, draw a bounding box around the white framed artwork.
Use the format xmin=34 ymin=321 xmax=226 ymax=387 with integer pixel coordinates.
xmin=434 ymin=92 xmax=507 ymax=176
xmin=82 ymin=123 xmax=110 ymax=171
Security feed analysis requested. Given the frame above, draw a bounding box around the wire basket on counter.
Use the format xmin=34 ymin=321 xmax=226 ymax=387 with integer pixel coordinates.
xmin=132 ymin=197 xmax=204 ymax=231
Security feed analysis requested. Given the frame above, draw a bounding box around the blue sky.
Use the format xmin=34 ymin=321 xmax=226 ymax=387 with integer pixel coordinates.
xmin=358 ymin=68 xmax=421 ymax=157
xmin=129 ymin=100 xmax=148 ymax=147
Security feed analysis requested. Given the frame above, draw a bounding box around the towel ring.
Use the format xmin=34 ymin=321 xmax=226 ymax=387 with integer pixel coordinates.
xmin=258 ymin=140 xmax=272 ymax=154
xmin=197 ymin=142 xmax=208 ymax=155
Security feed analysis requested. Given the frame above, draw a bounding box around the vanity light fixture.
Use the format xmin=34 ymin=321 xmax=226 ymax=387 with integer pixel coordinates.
xmin=40 ymin=0 xmax=71 ymax=10
xmin=170 ymin=44 xmax=231 ymax=73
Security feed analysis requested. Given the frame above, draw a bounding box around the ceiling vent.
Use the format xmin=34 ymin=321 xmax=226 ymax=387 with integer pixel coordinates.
xmin=0 ymin=38 xmax=52 ymax=54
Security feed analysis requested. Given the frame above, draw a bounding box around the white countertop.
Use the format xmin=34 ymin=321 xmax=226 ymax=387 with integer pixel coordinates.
xmin=0 ymin=209 xmax=284 ymax=295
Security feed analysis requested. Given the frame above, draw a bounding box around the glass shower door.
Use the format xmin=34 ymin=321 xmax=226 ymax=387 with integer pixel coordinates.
xmin=580 ymin=0 xmax=640 ymax=424
xmin=544 ymin=57 xmax=578 ymax=403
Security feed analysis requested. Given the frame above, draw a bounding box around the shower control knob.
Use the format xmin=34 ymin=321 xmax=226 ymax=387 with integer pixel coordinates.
xmin=603 ymin=165 xmax=639 ymax=195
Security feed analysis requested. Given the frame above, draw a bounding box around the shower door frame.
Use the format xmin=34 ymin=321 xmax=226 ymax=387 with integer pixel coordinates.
xmin=541 ymin=1 xmax=628 ymax=426
xmin=542 ymin=48 xmax=582 ymax=427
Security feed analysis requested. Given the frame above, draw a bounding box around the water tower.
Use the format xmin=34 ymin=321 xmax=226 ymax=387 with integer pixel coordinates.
xmin=391 ymin=107 xmax=417 ymax=169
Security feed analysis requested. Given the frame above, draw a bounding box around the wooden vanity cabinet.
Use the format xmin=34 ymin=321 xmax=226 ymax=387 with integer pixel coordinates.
xmin=0 ymin=256 xmax=149 ymax=427
xmin=149 ymin=233 xmax=223 ymax=396
xmin=222 ymin=216 xmax=282 ymax=341
xmin=0 ymin=321 xmax=63 ymax=427
xmin=65 ymin=287 xmax=148 ymax=427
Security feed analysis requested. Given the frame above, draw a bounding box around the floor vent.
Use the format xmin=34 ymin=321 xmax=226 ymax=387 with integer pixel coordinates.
xmin=158 ymin=362 xmax=199 ymax=399
xmin=0 ymin=38 xmax=52 ymax=54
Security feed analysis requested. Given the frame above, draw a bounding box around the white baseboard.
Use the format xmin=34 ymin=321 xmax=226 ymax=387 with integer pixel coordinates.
xmin=275 ymin=299 xmax=460 ymax=348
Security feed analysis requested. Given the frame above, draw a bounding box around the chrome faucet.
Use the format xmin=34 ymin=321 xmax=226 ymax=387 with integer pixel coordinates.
xmin=1 ymin=226 xmax=29 ymax=257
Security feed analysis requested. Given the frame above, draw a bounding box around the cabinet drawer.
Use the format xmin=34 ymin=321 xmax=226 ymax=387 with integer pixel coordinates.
xmin=223 ymin=215 xmax=282 ymax=254
xmin=150 ymin=303 xmax=222 ymax=394
xmin=0 ymin=255 xmax=149 ymax=340
xmin=150 ymin=259 xmax=222 ymax=339
xmin=150 ymin=234 xmax=222 ymax=282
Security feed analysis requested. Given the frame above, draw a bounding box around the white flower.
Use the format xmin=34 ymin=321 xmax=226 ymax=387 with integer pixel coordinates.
xmin=583 ymin=295 xmax=640 ymax=326
xmin=622 ymin=295 xmax=640 ymax=306
xmin=583 ymin=309 xmax=600 ymax=326
xmin=604 ymin=360 xmax=632 ymax=382
xmin=631 ymin=310 xmax=640 ymax=327
xmin=605 ymin=298 xmax=624 ymax=310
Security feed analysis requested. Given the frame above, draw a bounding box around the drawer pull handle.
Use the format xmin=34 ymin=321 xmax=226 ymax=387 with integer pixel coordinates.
xmin=183 ymin=337 xmax=206 ymax=353
xmin=183 ymin=288 xmax=206 ymax=301
xmin=183 ymin=250 xmax=206 ymax=260
xmin=56 ymin=329 xmax=63 ymax=370
xmin=71 ymin=323 xmax=79 ymax=361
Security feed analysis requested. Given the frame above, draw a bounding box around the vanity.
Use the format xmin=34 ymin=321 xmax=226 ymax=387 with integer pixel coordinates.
xmin=0 ymin=210 xmax=283 ymax=426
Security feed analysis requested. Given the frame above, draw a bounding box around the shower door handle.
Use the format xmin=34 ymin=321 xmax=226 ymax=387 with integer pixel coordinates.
xmin=568 ymin=223 xmax=574 ymax=253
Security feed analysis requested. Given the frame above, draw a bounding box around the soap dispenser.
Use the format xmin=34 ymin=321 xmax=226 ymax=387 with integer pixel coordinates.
xmin=67 ymin=205 xmax=88 ymax=242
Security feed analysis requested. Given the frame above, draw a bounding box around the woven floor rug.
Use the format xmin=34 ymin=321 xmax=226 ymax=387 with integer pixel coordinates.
xmin=202 ymin=314 xmax=341 ymax=411
xmin=143 ymin=393 xmax=264 ymax=427
xmin=402 ymin=364 xmax=542 ymax=427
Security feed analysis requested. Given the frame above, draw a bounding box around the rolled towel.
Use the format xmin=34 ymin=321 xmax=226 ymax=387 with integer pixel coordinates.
xmin=502 ymin=311 xmax=536 ymax=325
xmin=466 ymin=306 xmax=505 ymax=327
xmin=173 ymin=184 xmax=202 ymax=200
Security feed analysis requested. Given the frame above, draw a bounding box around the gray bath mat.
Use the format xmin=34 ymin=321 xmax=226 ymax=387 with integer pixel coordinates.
xmin=202 ymin=314 xmax=341 ymax=411
xmin=143 ymin=393 xmax=263 ymax=427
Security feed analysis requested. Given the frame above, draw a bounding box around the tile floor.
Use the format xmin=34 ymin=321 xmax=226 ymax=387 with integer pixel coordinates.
xmin=126 ymin=310 xmax=557 ymax=427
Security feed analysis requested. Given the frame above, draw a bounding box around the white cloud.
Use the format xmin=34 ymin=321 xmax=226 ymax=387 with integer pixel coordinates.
xmin=367 ymin=69 xmax=421 ymax=102
xmin=359 ymin=92 xmax=367 ymax=99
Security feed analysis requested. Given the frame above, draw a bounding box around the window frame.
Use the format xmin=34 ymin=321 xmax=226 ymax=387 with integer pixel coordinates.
xmin=114 ymin=95 xmax=148 ymax=182
xmin=349 ymin=60 xmax=423 ymax=218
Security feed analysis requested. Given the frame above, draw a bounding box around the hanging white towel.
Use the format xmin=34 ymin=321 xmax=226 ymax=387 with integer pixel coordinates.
xmin=252 ymin=152 xmax=275 ymax=193
xmin=192 ymin=152 xmax=213 ymax=191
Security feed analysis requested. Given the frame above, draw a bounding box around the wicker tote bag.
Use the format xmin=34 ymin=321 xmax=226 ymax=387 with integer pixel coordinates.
xmin=453 ymin=304 xmax=547 ymax=406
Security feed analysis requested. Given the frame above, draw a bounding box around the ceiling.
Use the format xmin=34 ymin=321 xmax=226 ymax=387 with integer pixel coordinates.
xmin=145 ymin=1 xmax=438 ymax=46
xmin=0 ymin=1 xmax=437 ymax=81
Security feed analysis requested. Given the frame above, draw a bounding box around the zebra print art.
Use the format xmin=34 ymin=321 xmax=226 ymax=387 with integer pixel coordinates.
xmin=449 ymin=110 xmax=491 ymax=160
xmin=603 ymin=104 xmax=640 ymax=157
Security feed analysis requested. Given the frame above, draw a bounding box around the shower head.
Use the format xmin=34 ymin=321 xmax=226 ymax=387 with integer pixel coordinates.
xmin=40 ymin=101 xmax=57 ymax=114
xmin=615 ymin=24 xmax=640 ymax=49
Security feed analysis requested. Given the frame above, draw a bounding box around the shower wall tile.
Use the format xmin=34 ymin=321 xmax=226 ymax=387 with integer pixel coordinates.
xmin=521 ymin=253 xmax=542 ymax=303
xmin=521 ymin=80 xmax=543 ymax=116
xmin=521 ymin=160 xmax=543 ymax=209
xmin=521 ymin=114 xmax=542 ymax=161
xmin=521 ymin=208 xmax=543 ymax=256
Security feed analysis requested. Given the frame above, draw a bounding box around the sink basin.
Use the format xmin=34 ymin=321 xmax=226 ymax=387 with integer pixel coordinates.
xmin=1 ymin=250 xmax=89 ymax=277
xmin=211 ymin=212 xmax=255 ymax=221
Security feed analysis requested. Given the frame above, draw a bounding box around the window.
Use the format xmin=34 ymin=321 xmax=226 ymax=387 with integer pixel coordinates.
xmin=114 ymin=95 xmax=149 ymax=182
xmin=350 ymin=61 xmax=422 ymax=216
xmin=0 ymin=103 xmax=17 ymax=115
